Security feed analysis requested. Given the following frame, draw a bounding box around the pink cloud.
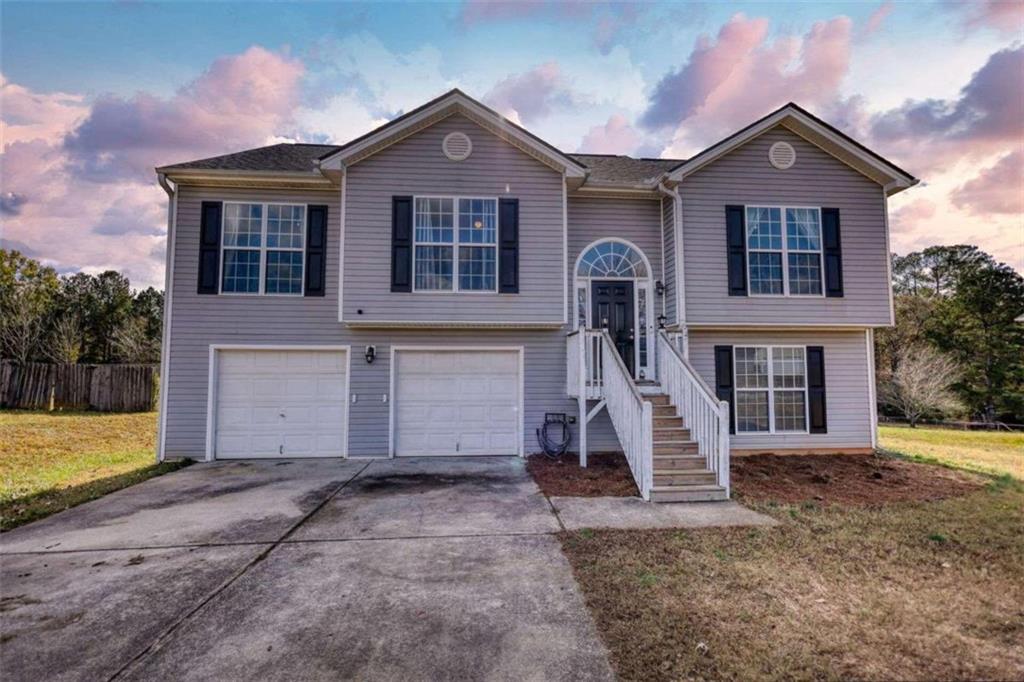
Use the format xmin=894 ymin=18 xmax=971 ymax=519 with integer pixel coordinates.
xmin=578 ymin=114 xmax=641 ymax=155
xmin=482 ymin=61 xmax=575 ymax=124
xmin=863 ymin=1 xmax=894 ymax=36
xmin=956 ymin=0 xmax=1024 ymax=35
xmin=1 ymin=47 xmax=307 ymax=288
xmin=63 ymin=46 xmax=304 ymax=182
xmin=951 ymin=150 xmax=1024 ymax=216
xmin=865 ymin=45 xmax=1023 ymax=174
xmin=0 ymin=74 xmax=88 ymax=145
xmin=643 ymin=13 xmax=853 ymax=148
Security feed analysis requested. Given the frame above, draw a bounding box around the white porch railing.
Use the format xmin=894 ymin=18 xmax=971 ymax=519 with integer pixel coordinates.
xmin=655 ymin=330 xmax=730 ymax=495
xmin=565 ymin=330 xmax=603 ymax=400
xmin=566 ymin=329 xmax=653 ymax=499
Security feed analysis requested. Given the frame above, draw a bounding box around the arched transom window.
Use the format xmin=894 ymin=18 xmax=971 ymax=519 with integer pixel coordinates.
xmin=577 ymin=240 xmax=649 ymax=279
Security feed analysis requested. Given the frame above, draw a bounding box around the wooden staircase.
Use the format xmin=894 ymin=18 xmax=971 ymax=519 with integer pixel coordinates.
xmin=646 ymin=393 xmax=728 ymax=502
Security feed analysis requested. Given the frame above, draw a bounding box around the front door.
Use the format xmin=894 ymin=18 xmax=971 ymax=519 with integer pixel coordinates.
xmin=591 ymin=280 xmax=635 ymax=375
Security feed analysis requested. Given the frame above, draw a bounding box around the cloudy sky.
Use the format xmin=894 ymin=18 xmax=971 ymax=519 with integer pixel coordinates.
xmin=1 ymin=0 xmax=1021 ymax=289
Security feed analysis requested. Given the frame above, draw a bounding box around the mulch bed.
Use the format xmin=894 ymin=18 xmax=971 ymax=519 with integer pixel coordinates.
xmin=732 ymin=452 xmax=984 ymax=506
xmin=526 ymin=452 xmax=638 ymax=497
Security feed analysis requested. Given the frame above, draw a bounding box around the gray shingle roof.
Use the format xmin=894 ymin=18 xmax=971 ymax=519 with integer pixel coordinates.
xmin=157 ymin=143 xmax=341 ymax=173
xmin=157 ymin=144 xmax=683 ymax=186
xmin=568 ymin=154 xmax=683 ymax=185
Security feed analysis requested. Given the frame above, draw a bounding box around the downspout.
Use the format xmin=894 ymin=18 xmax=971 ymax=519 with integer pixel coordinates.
xmin=657 ymin=182 xmax=688 ymax=356
xmin=156 ymin=173 xmax=177 ymax=462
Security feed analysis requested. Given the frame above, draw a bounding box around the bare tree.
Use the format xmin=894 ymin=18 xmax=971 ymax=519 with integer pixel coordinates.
xmin=0 ymin=290 xmax=46 ymax=364
xmin=112 ymin=316 xmax=160 ymax=363
xmin=44 ymin=314 xmax=83 ymax=364
xmin=879 ymin=345 xmax=963 ymax=427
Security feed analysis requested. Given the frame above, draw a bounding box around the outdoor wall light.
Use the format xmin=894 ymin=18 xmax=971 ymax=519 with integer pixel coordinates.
xmin=365 ymin=345 xmax=376 ymax=364
xmin=657 ymin=314 xmax=668 ymax=329
xmin=655 ymin=280 xmax=665 ymax=296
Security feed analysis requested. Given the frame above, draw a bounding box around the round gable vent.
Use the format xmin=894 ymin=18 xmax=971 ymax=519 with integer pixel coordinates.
xmin=768 ymin=141 xmax=796 ymax=169
xmin=442 ymin=132 xmax=473 ymax=161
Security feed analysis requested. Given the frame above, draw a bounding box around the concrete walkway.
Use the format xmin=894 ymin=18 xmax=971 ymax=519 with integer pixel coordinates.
xmin=1 ymin=457 xmax=773 ymax=681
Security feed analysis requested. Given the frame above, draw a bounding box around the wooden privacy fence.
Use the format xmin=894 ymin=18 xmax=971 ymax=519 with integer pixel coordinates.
xmin=0 ymin=361 xmax=158 ymax=412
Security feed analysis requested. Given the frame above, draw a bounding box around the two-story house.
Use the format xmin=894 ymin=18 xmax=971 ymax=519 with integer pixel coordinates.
xmin=154 ymin=90 xmax=917 ymax=502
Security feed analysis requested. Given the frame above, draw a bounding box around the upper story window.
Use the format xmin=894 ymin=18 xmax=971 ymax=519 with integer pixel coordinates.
xmin=413 ymin=196 xmax=497 ymax=292
xmin=734 ymin=346 xmax=808 ymax=433
xmin=221 ymin=202 xmax=305 ymax=295
xmin=746 ymin=207 xmax=823 ymax=296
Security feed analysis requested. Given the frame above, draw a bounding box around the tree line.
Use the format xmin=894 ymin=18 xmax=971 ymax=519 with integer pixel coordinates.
xmin=0 ymin=249 xmax=162 ymax=365
xmin=3 ymin=244 xmax=1022 ymax=423
xmin=876 ymin=245 xmax=1024 ymax=426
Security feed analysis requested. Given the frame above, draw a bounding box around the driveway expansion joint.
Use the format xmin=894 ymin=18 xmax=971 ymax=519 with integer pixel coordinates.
xmin=105 ymin=460 xmax=372 ymax=681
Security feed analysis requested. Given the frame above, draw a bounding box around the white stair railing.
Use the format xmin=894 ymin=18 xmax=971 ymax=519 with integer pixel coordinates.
xmin=655 ymin=330 xmax=731 ymax=496
xmin=597 ymin=330 xmax=653 ymax=500
xmin=565 ymin=330 xmax=603 ymax=400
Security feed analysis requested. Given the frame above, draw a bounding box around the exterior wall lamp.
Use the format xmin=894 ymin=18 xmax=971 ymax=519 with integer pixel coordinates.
xmin=657 ymin=314 xmax=668 ymax=329
xmin=655 ymin=280 xmax=665 ymax=296
xmin=365 ymin=345 xmax=376 ymax=364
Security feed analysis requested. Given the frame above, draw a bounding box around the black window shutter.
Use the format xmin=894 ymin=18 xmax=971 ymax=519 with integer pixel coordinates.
xmin=822 ymin=208 xmax=843 ymax=297
xmin=725 ymin=205 xmax=747 ymax=296
xmin=714 ymin=345 xmax=735 ymax=434
xmin=304 ymin=205 xmax=328 ymax=297
xmin=807 ymin=346 xmax=827 ymax=433
xmin=498 ymin=198 xmax=519 ymax=294
xmin=197 ymin=201 xmax=222 ymax=295
xmin=391 ymin=196 xmax=413 ymax=292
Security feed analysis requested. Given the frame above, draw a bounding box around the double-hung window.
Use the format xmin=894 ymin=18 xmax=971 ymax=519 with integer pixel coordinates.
xmin=413 ymin=197 xmax=497 ymax=292
xmin=746 ymin=207 xmax=823 ymax=296
xmin=734 ymin=346 xmax=808 ymax=433
xmin=221 ymin=202 xmax=305 ymax=295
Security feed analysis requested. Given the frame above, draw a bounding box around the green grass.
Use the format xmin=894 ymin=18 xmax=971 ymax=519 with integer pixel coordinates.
xmin=0 ymin=410 xmax=187 ymax=531
xmin=879 ymin=424 xmax=1023 ymax=479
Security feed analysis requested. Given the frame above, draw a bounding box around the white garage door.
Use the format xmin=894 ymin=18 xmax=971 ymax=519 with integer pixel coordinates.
xmin=214 ymin=349 xmax=348 ymax=459
xmin=394 ymin=350 xmax=521 ymax=457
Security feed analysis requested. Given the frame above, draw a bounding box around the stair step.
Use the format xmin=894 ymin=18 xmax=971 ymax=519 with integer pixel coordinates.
xmin=653 ymin=442 xmax=699 ymax=455
xmin=653 ymin=405 xmax=677 ymax=417
xmin=653 ymin=470 xmax=717 ymax=486
xmin=650 ymin=484 xmax=729 ymax=503
xmin=654 ymin=427 xmax=691 ymax=441
xmin=644 ymin=394 xmax=671 ymax=405
xmin=652 ymin=454 xmax=705 ymax=468
xmin=653 ymin=416 xmax=684 ymax=428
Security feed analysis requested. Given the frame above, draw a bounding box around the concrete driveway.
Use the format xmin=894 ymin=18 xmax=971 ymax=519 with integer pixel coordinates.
xmin=0 ymin=457 xmax=614 ymax=681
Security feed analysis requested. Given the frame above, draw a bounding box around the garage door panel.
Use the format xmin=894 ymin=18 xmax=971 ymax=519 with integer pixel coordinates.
xmin=395 ymin=350 xmax=519 ymax=457
xmin=214 ymin=349 xmax=347 ymax=459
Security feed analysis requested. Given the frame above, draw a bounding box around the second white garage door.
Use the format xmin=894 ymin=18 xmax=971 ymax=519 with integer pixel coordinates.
xmin=213 ymin=349 xmax=348 ymax=459
xmin=393 ymin=349 xmax=521 ymax=457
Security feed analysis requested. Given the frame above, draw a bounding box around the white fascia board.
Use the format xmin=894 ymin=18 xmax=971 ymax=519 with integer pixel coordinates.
xmin=319 ymin=92 xmax=586 ymax=178
xmin=668 ymin=106 xmax=917 ymax=189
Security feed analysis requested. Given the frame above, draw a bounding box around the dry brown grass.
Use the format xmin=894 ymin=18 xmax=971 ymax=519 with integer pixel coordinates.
xmin=0 ymin=410 xmax=186 ymax=530
xmin=560 ymin=465 xmax=1024 ymax=681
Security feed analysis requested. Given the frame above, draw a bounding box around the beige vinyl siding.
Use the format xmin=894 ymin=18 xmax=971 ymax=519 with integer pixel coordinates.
xmin=688 ymin=329 xmax=874 ymax=450
xmin=681 ymin=126 xmax=892 ymax=326
xmin=164 ymin=186 xmax=622 ymax=458
xmin=342 ymin=113 xmax=564 ymax=324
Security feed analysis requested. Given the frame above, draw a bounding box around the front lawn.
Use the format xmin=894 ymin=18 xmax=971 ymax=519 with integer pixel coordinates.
xmin=560 ymin=432 xmax=1024 ymax=680
xmin=879 ymin=424 xmax=1023 ymax=479
xmin=0 ymin=410 xmax=186 ymax=531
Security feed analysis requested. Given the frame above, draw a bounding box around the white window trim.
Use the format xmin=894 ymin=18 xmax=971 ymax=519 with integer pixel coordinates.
xmin=411 ymin=195 xmax=500 ymax=294
xmin=219 ymin=201 xmax=306 ymax=297
xmin=572 ymin=237 xmax=655 ymax=380
xmin=745 ymin=205 xmax=825 ymax=298
xmin=733 ymin=344 xmax=810 ymax=435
